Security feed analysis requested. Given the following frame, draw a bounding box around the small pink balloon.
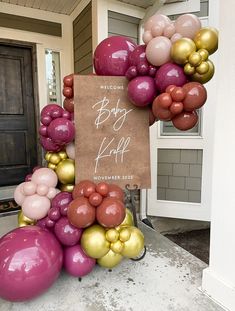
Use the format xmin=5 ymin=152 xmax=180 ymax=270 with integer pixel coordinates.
xmin=163 ymin=23 xmax=176 ymax=38
xmin=47 ymin=188 xmax=58 ymax=200
xmin=146 ymin=36 xmax=172 ymax=66
xmin=171 ymin=33 xmax=183 ymax=43
xmin=142 ymin=31 xmax=153 ymax=44
xmin=175 ymin=14 xmax=201 ymax=39
xmin=22 ymin=194 xmax=51 ymax=220
xmin=14 ymin=184 xmax=26 ymax=206
xmin=144 ymin=14 xmax=171 ymax=31
xmin=151 ymin=25 xmax=163 ymax=37
xmin=65 ymin=142 xmax=75 ymax=160
xmin=22 ymin=181 xmax=37 ymax=196
xmin=37 ymin=184 xmax=49 ymax=196
xmin=32 ymin=168 xmax=58 ymax=188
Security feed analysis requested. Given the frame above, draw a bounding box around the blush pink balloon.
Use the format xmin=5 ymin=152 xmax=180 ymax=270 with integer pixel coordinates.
xmin=144 ymin=13 xmax=171 ymax=31
xmin=146 ymin=36 xmax=172 ymax=66
xmin=65 ymin=142 xmax=75 ymax=160
xmin=151 ymin=25 xmax=163 ymax=37
xmin=47 ymin=187 xmax=59 ymax=199
xmin=14 ymin=183 xmax=26 ymax=206
xmin=175 ymin=14 xmax=201 ymax=39
xmin=163 ymin=23 xmax=176 ymax=38
xmin=32 ymin=168 xmax=58 ymax=188
xmin=64 ymin=244 xmax=96 ymax=277
xmin=142 ymin=31 xmax=153 ymax=44
xmin=171 ymin=33 xmax=183 ymax=43
xmin=22 ymin=181 xmax=37 ymax=196
xmin=22 ymin=194 xmax=51 ymax=220
xmin=36 ymin=184 xmax=49 ymax=196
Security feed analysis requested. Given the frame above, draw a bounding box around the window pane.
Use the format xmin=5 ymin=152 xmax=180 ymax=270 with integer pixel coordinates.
xmin=45 ymin=49 xmax=61 ymax=105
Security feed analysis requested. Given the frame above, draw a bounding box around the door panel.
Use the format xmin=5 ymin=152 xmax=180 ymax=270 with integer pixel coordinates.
xmin=0 ymin=44 xmax=37 ymax=186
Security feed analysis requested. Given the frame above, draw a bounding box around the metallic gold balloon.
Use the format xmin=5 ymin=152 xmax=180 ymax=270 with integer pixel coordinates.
xmin=106 ymin=229 xmax=119 ymax=243
xmin=192 ymin=59 xmax=215 ymax=84
xmin=196 ymin=61 xmax=209 ymax=74
xmin=119 ymin=228 xmax=131 ymax=242
xmin=194 ymin=27 xmax=218 ymax=55
xmin=188 ymin=52 xmax=202 ymax=67
xmin=59 ymin=183 xmax=74 ymax=192
xmin=81 ymin=224 xmax=110 ymax=259
xmin=111 ymin=240 xmax=124 ymax=254
xmin=171 ymin=38 xmax=196 ymax=65
xmin=97 ymin=250 xmax=123 ymax=268
xmin=49 ymin=153 xmax=61 ymax=164
xmin=116 ymin=208 xmax=134 ymax=231
xmin=198 ymin=48 xmax=209 ymax=61
xmin=184 ymin=63 xmax=195 ymax=75
xmin=48 ymin=163 xmax=57 ymax=170
xmin=121 ymin=227 xmax=144 ymax=258
xmin=18 ymin=210 xmax=35 ymax=227
xmin=58 ymin=151 xmax=67 ymax=160
xmin=55 ymin=159 xmax=75 ymax=184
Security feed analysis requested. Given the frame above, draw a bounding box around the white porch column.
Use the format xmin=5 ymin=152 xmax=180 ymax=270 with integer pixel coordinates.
xmin=202 ymin=0 xmax=235 ymax=310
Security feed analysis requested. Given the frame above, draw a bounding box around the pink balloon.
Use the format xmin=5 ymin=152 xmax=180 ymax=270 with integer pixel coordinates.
xmin=142 ymin=31 xmax=153 ymax=44
xmin=22 ymin=182 xmax=37 ymax=196
xmin=65 ymin=142 xmax=75 ymax=160
xmin=32 ymin=168 xmax=58 ymax=188
xmin=0 ymin=226 xmax=62 ymax=301
xmin=14 ymin=183 xmax=26 ymax=206
xmin=175 ymin=14 xmax=201 ymax=39
xmin=144 ymin=14 xmax=171 ymax=31
xmin=146 ymin=36 xmax=172 ymax=66
xmin=151 ymin=25 xmax=163 ymax=37
xmin=171 ymin=33 xmax=183 ymax=43
xmin=22 ymin=194 xmax=51 ymax=220
xmin=94 ymin=36 xmax=136 ymax=76
xmin=64 ymin=244 xmax=96 ymax=277
xmin=163 ymin=23 xmax=176 ymax=38
xmin=47 ymin=187 xmax=59 ymax=199
xmin=36 ymin=184 xmax=49 ymax=196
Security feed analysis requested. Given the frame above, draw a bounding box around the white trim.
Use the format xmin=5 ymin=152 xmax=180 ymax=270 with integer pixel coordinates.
xmin=70 ymin=0 xmax=91 ymax=21
xmin=107 ymin=0 xmax=145 ymax=19
xmin=202 ymin=269 xmax=234 ymax=311
xmin=157 ymin=0 xmax=200 ymax=15
xmin=92 ymin=0 xmax=108 ymax=53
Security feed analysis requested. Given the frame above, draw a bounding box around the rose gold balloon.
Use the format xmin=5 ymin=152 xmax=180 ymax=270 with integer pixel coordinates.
xmin=172 ymin=110 xmax=198 ymax=131
xmin=183 ymin=82 xmax=207 ymax=111
xmin=107 ymin=184 xmax=124 ymax=201
xmin=72 ymin=180 xmax=96 ymax=199
xmin=169 ymin=102 xmax=184 ymax=115
xmin=158 ymin=93 xmax=172 ymax=109
xmin=96 ymin=182 xmax=109 ymax=197
xmin=175 ymin=14 xmax=201 ymax=39
xmin=171 ymin=87 xmax=185 ymax=102
xmin=152 ymin=96 xmax=173 ymax=121
xmin=89 ymin=192 xmax=103 ymax=207
xmin=63 ymin=98 xmax=74 ymax=113
xmin=67 ymin=197 xmax=96 ymax=228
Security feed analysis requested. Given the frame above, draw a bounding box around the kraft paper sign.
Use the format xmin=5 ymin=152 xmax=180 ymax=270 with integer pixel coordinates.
xmin=74 ymin=75 xmax=151 ymax=189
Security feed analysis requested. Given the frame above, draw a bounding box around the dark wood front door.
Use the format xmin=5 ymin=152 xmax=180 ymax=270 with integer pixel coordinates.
xmin=0 ymin=43 xmax=38 ymax=186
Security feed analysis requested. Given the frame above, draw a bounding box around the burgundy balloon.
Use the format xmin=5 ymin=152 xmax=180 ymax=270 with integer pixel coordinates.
xmin=63 ymin=87 xmax=73 ymax=99
xmin=67 ymin=197 xmax=96 ymax=228
xmin=127 ymin=76 xmax=156 ymax=107
xmin=63 ymin=74 xmax=74 ymax=87
xmin=41 ymin=104 xmax=63 ymax=118
xmin=48 ymin=207 xmax=61 ymax=221
xmin=172 ymin=110 xmax=198 ymax=130
xmin=94 ymin=36 xmax=136 ymax=76
xmin=125 ymin=66 xmax=138 ymax=80
xmin=51 ymin=192 xmax=73 ymax=216
xmin=54 ymin=217 xmax=82 ymax=246
xmin=40 ymin=136 xmax=61 ymax=152
xmin=39 ymin=125 xmax=47 ymax=136
xmin=96 ymin=197 xmax=126 ymax=228
xmin=183 ymin=82 xmax=207 ymax=111
xmin=155 ymin=63 xmax=188 ymax=93
xmin=47 ymin=118 xmax=75 ymax=144
xmin=0 ymin=226 xmax=63 ymax=301
xmin=129 ymin=44 xmax=147 ymax=66
xmin=63 ymin=244 xmax=96 ymax=277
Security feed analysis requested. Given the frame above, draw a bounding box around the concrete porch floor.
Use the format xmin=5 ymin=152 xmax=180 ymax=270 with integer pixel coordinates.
xmin=0 ymin=217 xmax=224 ymax=311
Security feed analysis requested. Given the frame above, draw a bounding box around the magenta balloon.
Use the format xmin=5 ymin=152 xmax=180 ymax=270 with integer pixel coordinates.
xmin=52 ymin=191 xmax=73 ymax=216
xmin=64 ymin=244 xmax=96 ymax=277
xmin=47 ymin=118 xmax=75 ymax=145
xmin=94 ymin=36 xmax=136 ymax=76
xmin=127 ymin=76 xmax=156 ymax=107
xmin=41 ymin=104 xmax=63 ymax=118
xmin=0 ymin=226 xmax=63 ymax=301
xmin=48 ymin=207 xmax=61 ymax=221
xmin=40 ymin=136 xmax=61 ymax=152
xmin=129 ymin=44 xmax=147 ymax=66
xmin=54 ymin=217 xmax=82 ymax=246
xmin=155 ymin=63 xmax=188 ymax=93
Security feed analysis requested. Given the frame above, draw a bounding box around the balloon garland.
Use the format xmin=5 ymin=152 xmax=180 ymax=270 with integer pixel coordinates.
xmin=0 ymin=12 xmax=218 ymax=302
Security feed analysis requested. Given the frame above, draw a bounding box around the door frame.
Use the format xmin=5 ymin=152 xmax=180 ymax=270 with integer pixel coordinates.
xmin=0 ymin=39 xmax=41 ymax=198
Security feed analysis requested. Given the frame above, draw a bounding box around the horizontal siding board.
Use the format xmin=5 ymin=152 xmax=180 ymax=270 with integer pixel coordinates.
xmin=73 ymin=2 xmax=91 ymax=23
xmin=74 ymin=24 xmax=92 ymax=49
xmin=79 ymin=66 xmax=93 ymax=75
xmin=75 ymin=52 xmax=93 ymax=72
xmin=108 ymin=18 xmax=138 ymax=39
xmin=108 ymin=11 xmax=140 ymax=24
xmin=73 ymin=8 xmax=91 ymax=37
xmin=74 ymin=39 xmax=92 ymax=61
xmin=0 ymin=12 xmax=61 ymax=37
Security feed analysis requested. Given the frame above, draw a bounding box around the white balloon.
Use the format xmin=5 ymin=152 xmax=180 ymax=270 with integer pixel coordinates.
xmin=66 ymin=142 xmax=75 ymax=160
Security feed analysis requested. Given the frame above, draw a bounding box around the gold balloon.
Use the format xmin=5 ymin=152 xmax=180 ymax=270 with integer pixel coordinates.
xmin=119 ymin=228 xmax=131 ymax=242
xmin=59 ymin=183 xmax=74 ymax=192
xmin=121 ymin=227 xmax=144 ymax=258
xmin=97 ymin=250 xmax=123 ymax=268
xmin=58 ymin=151 xmax=67 ymax=160
xmin=184 ymin=63 xmax=195 ymax=75
xmin=81 ymin=224 xmax=110 ymax=259
xmin=171 ymin=38 xmax=196 ymax=65
xmin=48 ymin=163 xmax=57 ymax=170
xmin=106 ymin=229 xmax=119 ymax=243
xmin=45 ymin=152 xmax=52 ymax=162
xmin=196 ymin=61 xmax=209 ymax=74
xmin=198 ymin=48 xmax=209 ymax=61
xmin=116 ymin=208 xmax=134 ymax=232
xmin=55 ymin=159 xmax=75 ymax=184
xmin=49 ymin=154 xmax=61 ymax=165
xmin=192 ymin=59 xmax=215 ymax=84
xmin=188 ymin=52 xmax=202 ymax=67
xmin=194 ymin=27 xmax=218 ymax=55
xmin=111 ymin=240 xmax=124 ymax=254
xmin=18 ymin=210 xmax=35 ymax=227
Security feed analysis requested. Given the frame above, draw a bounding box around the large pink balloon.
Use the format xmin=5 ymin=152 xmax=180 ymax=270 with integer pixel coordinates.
xmin=64 ymin=244 xmax=96 ymax=277
xmin=146 ymin=36 xmax=172 ymax=66
xmin=31 ymin=167 xmax=58 ymax=188
xmin=14 ymin=183 xmax=26 ymax=205
xmin=22 ymin=194 xmax=51 ymax=220
xmin=144 ymin=14 xmax=171 ymax=31
xmin=0 ymin=226 xmax=63 ymax=301
xmin=175 ymin=14 xmax=201 ymax=39
xmin=94 ymin=36 xmax=136 ymax=76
